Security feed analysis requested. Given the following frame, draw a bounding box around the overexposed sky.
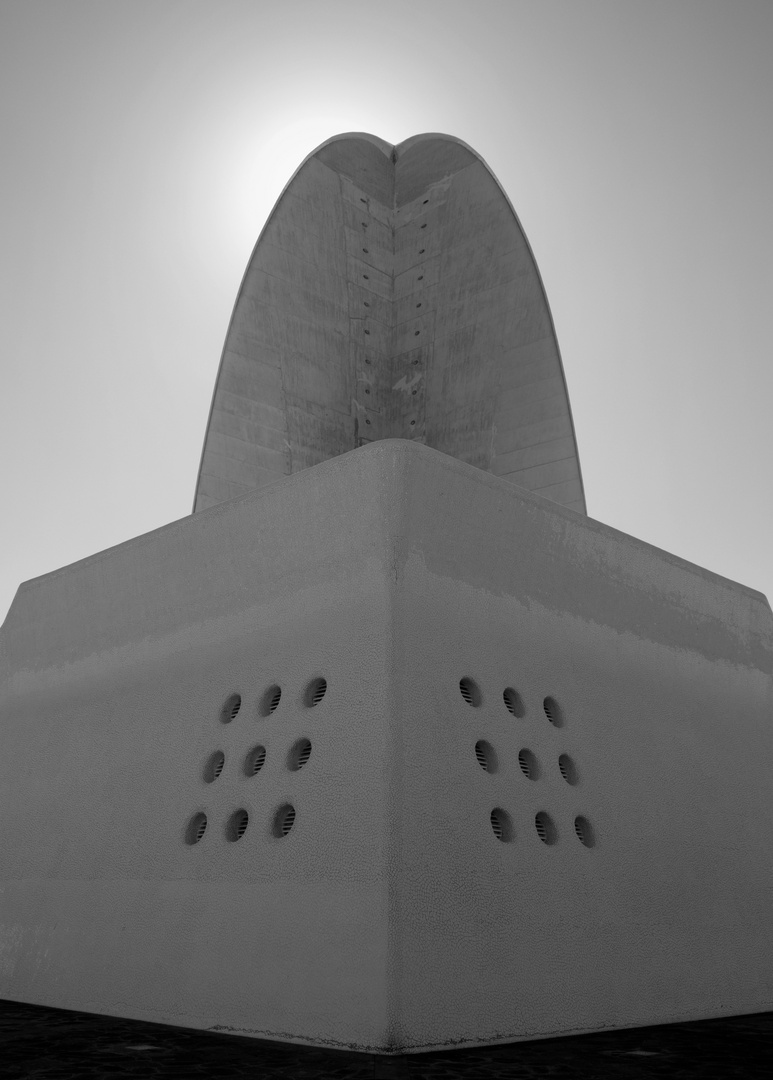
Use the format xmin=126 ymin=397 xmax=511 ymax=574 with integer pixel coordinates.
xmin=1 ymin=0 xmax=771 ymax=622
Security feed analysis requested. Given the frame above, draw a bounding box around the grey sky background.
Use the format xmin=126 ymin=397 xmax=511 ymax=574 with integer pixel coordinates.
xmin=1 ymin=0 xmax=771 ymax=622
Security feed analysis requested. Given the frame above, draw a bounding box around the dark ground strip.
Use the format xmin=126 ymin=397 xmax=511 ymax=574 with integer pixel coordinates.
xmin=1 ymin=1000 xmax=772 ymax=1078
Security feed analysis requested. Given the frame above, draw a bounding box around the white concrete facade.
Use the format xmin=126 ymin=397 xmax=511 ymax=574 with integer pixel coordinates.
xmin=1 ymin=441 xmax=772 ymax=1052
xmin=193 ymin=133 xmax=586 ymax=515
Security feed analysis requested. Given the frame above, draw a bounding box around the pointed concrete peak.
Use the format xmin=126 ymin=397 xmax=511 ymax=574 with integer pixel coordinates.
xmin=193 ymin=132 xmax=587 ymax=518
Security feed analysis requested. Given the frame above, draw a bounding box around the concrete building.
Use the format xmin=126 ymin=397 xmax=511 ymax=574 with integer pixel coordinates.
xmin=1 ymin=134 xmax=772 ymax=1055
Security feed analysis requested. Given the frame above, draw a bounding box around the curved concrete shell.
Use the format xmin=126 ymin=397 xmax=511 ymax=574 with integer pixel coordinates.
xmin=194 ymin=133 xmax=587 ymax=513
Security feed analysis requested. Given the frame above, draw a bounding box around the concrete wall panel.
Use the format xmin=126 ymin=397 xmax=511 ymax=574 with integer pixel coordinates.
xmin=383 ymin=442 xmax=773 ymax=1048
xmin=1 ymin=448 xmax=405 ymax=1049
xmin=2 ymin=441 xmax=771 ymax=1050
xmin=193 ymin=133 xmax=587 ymax=514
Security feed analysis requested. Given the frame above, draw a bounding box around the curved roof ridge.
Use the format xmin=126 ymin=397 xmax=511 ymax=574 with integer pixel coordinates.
xmin=192 ymin=133 xmax=587 ymax=516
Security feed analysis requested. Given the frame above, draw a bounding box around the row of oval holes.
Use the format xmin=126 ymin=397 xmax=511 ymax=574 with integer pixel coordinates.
xmin=491 ymin=809 xmax=594 ymax=847
xmin=461 ymin=678 xmax=563 ymax=726
xmin=205 ymin=739 xmax=310 ymax=781
xmin=185 ymin=806 xmax=593 ymax=848
xmin=220 ymin=678 xmax=326 ymax=724
xmin=186 ymin=805 xmax=294 ymax=845
xmin=475 ymin=741 xmax=576 ymax=784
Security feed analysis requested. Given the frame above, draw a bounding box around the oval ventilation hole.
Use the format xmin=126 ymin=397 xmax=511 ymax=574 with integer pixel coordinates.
xmin=304 ymin=677 xmax=327 ymax=707
xmin=204 ymin=750 xmax=225 ymax=783
xmin=558 ymin=753 xmax=578 ymax=785
xmin=574 ymin=815 xmax=595 ymax=848
xmin=535 ymin=811 xmax=558 ymax=845
xmin=474 ymin=740 xmax=497 ymax=773
xmin=185 ymin=812 xmax=207 ymax=845
xmin=289 ymin=738 xmax=312 ymax=771
xmin=518 ymin=748 xmax=539 ymax=780
xmin=490 ymin=807 xmax=513 ymax=842
xmin=245 ymin=745 xmax=266 ymax=776
xmin=258 ymin=684 xmax=281 ymax=717
xmin=459 ymin=677 xmax=482 ymax=707
xmin=220 ymin=693 xmax=241 ymax=723
xmin=503 ymin=687 xmax=525 ymax=718
xmin=543 ymin=696 xmax=564 ymax=727
xmin=226 ymin=808 xmax=249 ymax=842
xmin=273 ymin=803 xmax=296 ymax=838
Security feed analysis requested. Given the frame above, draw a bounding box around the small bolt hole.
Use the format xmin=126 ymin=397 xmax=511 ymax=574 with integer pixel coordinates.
xmin=204 ymin=750 xmax=225 ymax=783
xmin=288 ymin=738 xmax=312 ymax=771
xmin=304 ymin=677 xmax=328 ymax=707
xmin=220 ymin=694 xmax=241 ymax=723
xmin=185 ymin=812 xmax=207 ymax=845
xmin=258 ymin=684 xmax=281 ymax=718
xmin=474 ymin=739 xmax=497 ymax=773
xmin=558 ymin=753 xmax=578 ymax=785
xmin=575 ymin=816 xmax=595 ymax=847
xmin=490 ymin=807 xmax=513 ymax=842
xmin=245 ymin=745 xmax=266 ymax=776
xmin=543 ymin=697 xmax=564 ymax=727
xmin=273 ymin=803 xmax=296 ymax=838
xmin=518 ymin=748 xmax=539 ymax=780
xmin=459 ymin=677 xmax=482 ymax=707
xmin=535 ymin=811 xmax=558 ymax=845
xmin=226 ymin=808 xmax=249 ymax=842
xmin=503 ymin=687 xmax=525 ymax=718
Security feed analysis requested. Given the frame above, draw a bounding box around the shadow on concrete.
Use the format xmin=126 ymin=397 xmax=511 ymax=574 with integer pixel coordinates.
xmin=1 ymin=999 xmax=772 ymax=1078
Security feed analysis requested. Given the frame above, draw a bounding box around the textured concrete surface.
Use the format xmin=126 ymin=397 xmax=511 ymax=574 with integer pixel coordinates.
xmin=1 ymin=440 xmax=771 ymax=1052
xmin=193 ymin=133 xmax=586 ymax=514
xmin=2 ymin=998 xmax=773 ymax=1078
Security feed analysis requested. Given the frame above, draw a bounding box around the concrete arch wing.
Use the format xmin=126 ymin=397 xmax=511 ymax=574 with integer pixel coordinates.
xmin=193 ymin=132 xmax=587 ymax=515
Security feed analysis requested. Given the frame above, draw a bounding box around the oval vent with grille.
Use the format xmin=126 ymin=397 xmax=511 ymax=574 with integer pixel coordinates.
xmin=221 ymin=693 xmax=241 ymax=723
xmin=574 ymin=815 xmax=595 ymax=847
xmin=304 ymin=677 xmax=327 ymax=707
xmin=273 ymin=803 xmax=296 ymax=838
xmin=204 ymin=750 xmax=225 ymax=783
xmin=259 ymin=684 xmax=282 ymax=717
xmin=518 ymin=748 xmax=538 ymax=780
xmin=558 ymin=753 xmax=577 ymax=785
xmin=535 ymin=811 xmax=557 ymax=845
xmin=185 ymin=811 xmax=207 ymax=845
xmin=289 ymin=738 xmax=312 ymax=771
xmin=459 ymin=677 xmax=481 ymax=707
xmin=474 ymin=739 xmax=496 ymax=773
xmin=245 ymin=745 xmax=266 ymax=776
xmin=543 ymin=696 xmax=564 ymax=727
xmin=503 ymin=687 xmax=525 ymax=718
xmin=490 ymin=807 xmax=513 ymax=842
xmin=227 ymin=808 xmax=249 ymax=842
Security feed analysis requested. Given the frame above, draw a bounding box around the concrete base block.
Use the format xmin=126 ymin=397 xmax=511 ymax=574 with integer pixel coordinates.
xmin=1 ymin=440 xmax=772 ymax=1052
